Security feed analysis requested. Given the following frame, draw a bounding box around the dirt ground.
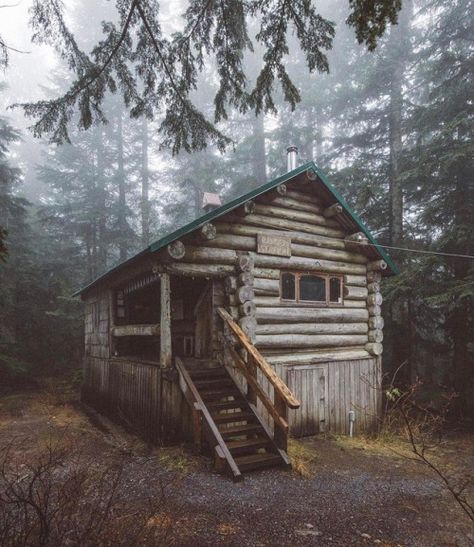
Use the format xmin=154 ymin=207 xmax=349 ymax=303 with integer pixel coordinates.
xmin=0 ymin=386 xmax=473 ymax=546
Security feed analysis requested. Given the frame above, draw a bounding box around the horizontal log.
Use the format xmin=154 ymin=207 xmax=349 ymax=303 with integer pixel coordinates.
xmin=343 ymin=274 xmax=367 ymax=287
xmin=276 ymin=183 xmax=287 ymax=196
xmin=344 ymin=232 xmax=369 ymax=254
xmin=238 ymin=316 xmax=257 ymax=342
xmin=180 ymin=245 xmax=367 ymax=276
xmin=258 ymin=195 xmax=323 ymax=214
xmin=238 ymin=271 xmax=254 ymax=286
xmin=367 ymin=259 xmax=388 ymax=271
xmin=253 ymin=278 xmax=280 ymax=296
xmin=367 ymin=271 xmax=382 ymax=283
xmin=237 ymin=285 xmax=254 ymax=304
xmin=167 ymin=240 xmax=185 ymax=260
xmin=344 ymin=285 xmax=369 ymax=300
xmin=285 ymin=189 xmax=322 ymax=206
xmin=256 ymin=322 xmax=369 ymax=335
xmin=368 ymin=329 xmax=384 ymax=343
xmin=368 ymin=304 xmax=382 ymax=316
xmin=254 ymin=203 xmax=340 ymax=229
xmin=206 ymin=233 xmax=368 ymax=264
xmin=265 ymin=348 xmax=371 ymax=365
xmin=111 ymin=324 xmax=160 ymax=337
xmin=184 ymin=246 xmax=236 ymax=264
xmin=368 ymin=316 xmax=384 ymax=330
xmin=253 ymin=296 xmax=367 ymax=308
xmin=365 ymin=342 xmax=383 ymax=356
xmin=163 ymin=263 xmax=234 ymax=277
xmin=236 ymin=254 xmax=254 ymax=272
xmin=367 ymin=282 xmax=381 ymax=293
xmin=254 ymin=296 xmax=284 ymax=307
xmin=227 ymin=213 xmax=345 ymax=239
xmin=323 ymin=203 xmax=343 ymax=218
xmin=343 ymin=299 xmax=367 ymax=308
xmin=253 ymin=268 xmax=280 ymax=280
xmin=239 ymin=301 xmax=256 ymax=316
xmin=255 ymin=334 xmax=368 ymax=348
xmin=256 ymin=307 xmax=369 ymax=323
xmin=252 ymin=253 xmax=367 ymax=275
xmin=215 ymin=222 xmax=346 ymax=250
xmin=199 ymin=222 xmax=217 ymax=240
xmin=367 ymin=293 xmax=383 ymax=306
xmin=236 ymin=200 xmax=256 ymax=216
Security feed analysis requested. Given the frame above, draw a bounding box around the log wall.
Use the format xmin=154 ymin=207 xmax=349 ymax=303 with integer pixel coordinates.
xmin=81 ymin=179 xmax=386 ymax=440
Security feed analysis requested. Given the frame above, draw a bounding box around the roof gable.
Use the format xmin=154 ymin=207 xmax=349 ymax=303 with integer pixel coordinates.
xmin=74 ymin=161 xmax=398 ymax=296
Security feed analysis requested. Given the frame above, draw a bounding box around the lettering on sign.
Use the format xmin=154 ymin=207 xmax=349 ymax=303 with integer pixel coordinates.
xmin=257 ymin=234 xmax=291 ymax=257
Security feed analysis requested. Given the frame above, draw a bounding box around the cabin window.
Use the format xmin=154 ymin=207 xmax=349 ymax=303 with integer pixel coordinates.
xmin=280 ymin=272 xmax=344 ymax=306
xmin=300 ymin=274 xmax=326 ymax=302
xmin=281 ymin=272 xmax=296 ymax=300
xmin=329 ymin=276 xmax=343 ymax=304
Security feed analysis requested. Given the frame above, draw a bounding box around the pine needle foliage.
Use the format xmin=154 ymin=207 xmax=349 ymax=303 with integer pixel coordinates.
xmin=9 ymin=0 xmax=401 ymax=153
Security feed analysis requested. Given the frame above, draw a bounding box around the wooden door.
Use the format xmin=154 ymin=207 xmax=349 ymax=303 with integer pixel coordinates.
xmin=287 ymin=366 xmax=328 ymax=437
xmin=194 ymin=283 xmax=213 ymax=358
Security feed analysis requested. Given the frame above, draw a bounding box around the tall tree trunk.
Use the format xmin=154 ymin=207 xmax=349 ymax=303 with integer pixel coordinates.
xmin=451 ymin=148 xmax=473 ymax=413
xmin=141 ymin=118 xmax=150 ymax=247
xmin=387 ymin=0 xmax=412 ymax=384
xmin=388 ymin=0 xmax=412 ymax=249
xmin=96 ymin=127 xmax=107 ymax=272
xmin=117 ymin=112 xmax=127 ymax=262
xmin=252 ymin=114 xmax=266 ymax=183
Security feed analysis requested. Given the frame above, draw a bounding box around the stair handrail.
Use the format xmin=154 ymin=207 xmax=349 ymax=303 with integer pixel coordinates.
xmin=175 ymin=357 xmax=242 ymax=481
xmin=217 ymin=307 xmax=300 ymax=450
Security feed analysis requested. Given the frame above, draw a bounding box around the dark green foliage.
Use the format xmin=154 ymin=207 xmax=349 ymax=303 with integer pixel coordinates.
xmin=12 ymin=0 xmax=401 ymax=153
xmin=347 ymin=0 xmax=402 ymax=50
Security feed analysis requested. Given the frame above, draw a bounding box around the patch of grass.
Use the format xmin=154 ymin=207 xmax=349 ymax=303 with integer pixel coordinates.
xmin=154 ymin=446 xmax=197 ymax=475
xmin=288 ymin=438 xmax=318 ymax=478
xmin=330 ymin=432 xmax=413 ymax=460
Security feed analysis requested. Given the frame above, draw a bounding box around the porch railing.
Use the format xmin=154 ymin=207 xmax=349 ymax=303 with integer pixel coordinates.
xmin=217 ymin=307 xmax=300 ymax=451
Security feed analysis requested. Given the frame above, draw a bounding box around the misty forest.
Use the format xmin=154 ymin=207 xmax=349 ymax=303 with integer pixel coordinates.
xmin=0 ymin=0 xmax=473 ymax=544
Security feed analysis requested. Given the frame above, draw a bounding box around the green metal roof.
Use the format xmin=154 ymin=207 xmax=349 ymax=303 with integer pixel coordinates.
xmin=73 ymin=161 xmax=398 ymax=296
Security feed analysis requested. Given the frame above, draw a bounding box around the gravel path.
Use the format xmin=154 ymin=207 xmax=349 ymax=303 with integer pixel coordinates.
xmin=1 ymin=391 xmax=473 ymax=546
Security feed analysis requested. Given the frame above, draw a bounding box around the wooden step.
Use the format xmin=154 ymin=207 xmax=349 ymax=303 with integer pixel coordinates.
xmin=200 ymin=387 xmax=241 ymax=400
xmin=213 ymin=411 xmax=255 ymax=424
xmin=206 ymin=399 xmax=247 ymax=411
xmin=233 ymin=452 xmax=283 ymax=472
xmin=219 ymin=423 xmax=263 ymax=439
xmin=226 ymin=437 xmax=273 ymax=455
xmin=194 ymin=377 xmax=234 ymax=389
xmin=188 ymin=367 xmax=227 ymax=379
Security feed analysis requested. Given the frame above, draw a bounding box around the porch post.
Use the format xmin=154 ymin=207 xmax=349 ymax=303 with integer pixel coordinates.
xmin=160 ymin=273 xmax=172 ymax=367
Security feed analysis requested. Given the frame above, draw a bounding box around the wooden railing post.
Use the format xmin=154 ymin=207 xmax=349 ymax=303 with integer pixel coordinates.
xmin=246 ymin=353 xmax=257 ymax=406
xmin=274 ymin=393 xmax=288 ymax=451
xmin=216 ymin=307 xmax=299 ymax=454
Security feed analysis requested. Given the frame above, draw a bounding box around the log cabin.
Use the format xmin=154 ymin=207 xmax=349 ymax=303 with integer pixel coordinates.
xmin=74 ymin=150 xmax=398 ymax=480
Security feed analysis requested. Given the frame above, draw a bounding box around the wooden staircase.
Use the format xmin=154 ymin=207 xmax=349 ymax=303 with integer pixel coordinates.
xmin=187 ymin=362 xmax=289 ymax=477
xmin=176 ymin=308 xmax=300 ymax=481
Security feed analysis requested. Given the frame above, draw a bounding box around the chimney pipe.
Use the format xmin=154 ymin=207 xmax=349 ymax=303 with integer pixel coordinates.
xmin=287 ymin=145 xmax=298 ymax=172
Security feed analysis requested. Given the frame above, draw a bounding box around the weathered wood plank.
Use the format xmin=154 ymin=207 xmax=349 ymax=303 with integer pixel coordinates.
xmin=111 ymin=324 xmax=160 ymax=337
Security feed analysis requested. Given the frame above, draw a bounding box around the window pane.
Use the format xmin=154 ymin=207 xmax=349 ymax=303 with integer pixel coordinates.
xmin=300 ymin=275 xmax=325 ymax=301
xmin=281 ymin=273 xmax=296 ymax=300
xmin=329 ymin=277 xmax=342 ymax=303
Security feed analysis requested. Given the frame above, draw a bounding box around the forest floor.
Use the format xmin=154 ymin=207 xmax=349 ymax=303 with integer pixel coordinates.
xmin=0 ymin=383 xmax=473 ymax=546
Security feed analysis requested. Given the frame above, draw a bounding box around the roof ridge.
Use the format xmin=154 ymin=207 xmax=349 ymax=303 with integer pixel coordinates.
xmin=73 ymin=161 xmax=398 ymax=296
